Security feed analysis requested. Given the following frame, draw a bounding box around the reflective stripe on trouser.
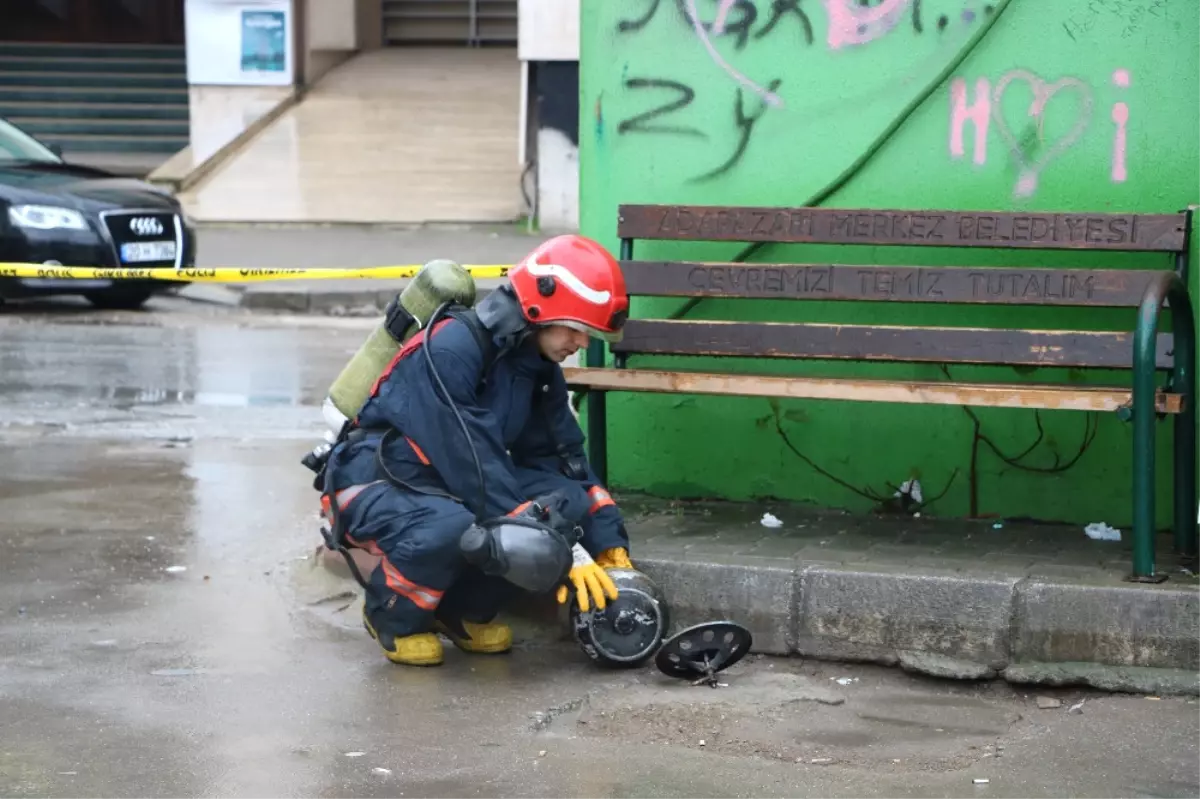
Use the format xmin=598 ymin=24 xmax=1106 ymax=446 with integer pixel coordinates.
xmin=320 ymin=480 xmax=384 ymax=520
xmin=336 ymin=480 xmax=517 ymax=640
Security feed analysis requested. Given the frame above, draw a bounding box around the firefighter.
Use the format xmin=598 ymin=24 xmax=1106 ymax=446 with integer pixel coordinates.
xmin=322 ymin=234 xmax=633 ymax=666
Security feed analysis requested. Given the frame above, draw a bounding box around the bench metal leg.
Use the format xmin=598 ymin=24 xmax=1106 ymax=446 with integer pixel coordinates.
xmin=584 ymin=238 xmax=634 ymax=487
xmin=1131 ymin=272 xmax=1194 ymax=582
xmin=1176 ymin=391 xmax=1198 ymax=568
xmin=1130 ymin=353 xmax=1162 ymax=581
xmin=586 ymin=339 xmax=608 ymax=486
xmin=1171 ymin=289 xmax=1197 ymax=567
xmin=1173 ymin=212 xmax=1197 ymax=568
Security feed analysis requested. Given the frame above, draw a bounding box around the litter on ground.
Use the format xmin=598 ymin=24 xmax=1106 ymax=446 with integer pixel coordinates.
xmin=1084 ymin=522 xmax=1121 ymax=541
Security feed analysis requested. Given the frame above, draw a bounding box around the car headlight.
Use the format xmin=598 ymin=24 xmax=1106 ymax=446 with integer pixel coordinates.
xmin=7 ymin=204 xmax=88 ymax=231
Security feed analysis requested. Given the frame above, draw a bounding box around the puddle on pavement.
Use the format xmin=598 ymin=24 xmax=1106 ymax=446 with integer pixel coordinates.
xmin=0 ymin=383 xmax=309 ymax=410
xmin=0 ymin=434 xmax=322 ymax=622
xmin=0 ymin=458 xmax=202 ymax=631
xmin=0 ymin=320 xmax=351 ymax=415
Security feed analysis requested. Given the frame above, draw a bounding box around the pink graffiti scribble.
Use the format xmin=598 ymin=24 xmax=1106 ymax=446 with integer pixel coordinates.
xmin=991 ymin=70 xmax=1093 ymax=198
xmin=712 ymin=0 xmax=738 ymax=35
xmin=684 ymin=0 xmax=783 ymax=107
xmin=949 ymin=77 xmax=991 ymax=165
xmin=1110 ymin=69 xmax=1129 ymax=183
xmin=823 ymin=0 xmax=912 ymax=49
xmin=1111 ymin=103 xmax=1129 ymax=182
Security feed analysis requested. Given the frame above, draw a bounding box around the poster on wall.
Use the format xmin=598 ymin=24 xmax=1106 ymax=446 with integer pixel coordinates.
xmin=240 ymin=10 xmax=287 ymax=74
xmin=186 ymin=0 xmax=293 ymax=86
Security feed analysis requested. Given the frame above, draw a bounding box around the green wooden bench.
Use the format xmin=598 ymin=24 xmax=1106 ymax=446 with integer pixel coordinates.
xmin=564 ymin=204 xmax=1197 ymax=582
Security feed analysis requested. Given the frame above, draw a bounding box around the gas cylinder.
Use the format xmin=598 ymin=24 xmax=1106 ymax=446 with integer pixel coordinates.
xmin=322 ymin=258 xmax=477 ymax=432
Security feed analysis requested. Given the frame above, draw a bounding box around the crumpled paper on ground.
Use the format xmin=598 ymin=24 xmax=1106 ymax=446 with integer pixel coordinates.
xmin=1084 ymin=522 xmax=1121 ymax=541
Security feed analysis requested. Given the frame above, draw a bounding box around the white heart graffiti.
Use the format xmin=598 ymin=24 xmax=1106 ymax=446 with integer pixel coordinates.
xmin=990 ymin=70 xmax=1094 ymax=198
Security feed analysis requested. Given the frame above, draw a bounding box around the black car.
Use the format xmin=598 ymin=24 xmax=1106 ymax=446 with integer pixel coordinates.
xmin=0 ymin=117 xmax=196 ymax=310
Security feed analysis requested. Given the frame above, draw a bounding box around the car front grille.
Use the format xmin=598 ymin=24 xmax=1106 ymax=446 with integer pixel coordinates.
xmin=99 ymin=210 xmax=183 ymax=268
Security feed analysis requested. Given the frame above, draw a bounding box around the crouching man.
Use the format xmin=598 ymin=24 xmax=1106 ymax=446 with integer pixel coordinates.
xmin=318 ymin=235 xmax=635 ymax=666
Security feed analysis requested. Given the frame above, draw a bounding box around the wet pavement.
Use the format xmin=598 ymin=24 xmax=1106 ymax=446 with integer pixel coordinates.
xmin=0 ymin=301 xmax=1198 ymax=798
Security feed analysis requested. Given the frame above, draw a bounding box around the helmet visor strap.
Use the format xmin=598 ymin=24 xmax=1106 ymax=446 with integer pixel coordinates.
xmin=548 ymin=318 xmax=624 ymax=343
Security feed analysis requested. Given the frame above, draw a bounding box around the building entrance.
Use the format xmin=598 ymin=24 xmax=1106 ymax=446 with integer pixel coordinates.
xmin=6 ymin=0 xmax=185 ymax=45
xmin=382 ymin=0 xmax=516 ymax=45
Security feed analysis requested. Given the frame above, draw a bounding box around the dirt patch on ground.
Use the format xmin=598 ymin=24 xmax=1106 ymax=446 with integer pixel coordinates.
xmin=544 ymin=660 xmax=1023 ymax=770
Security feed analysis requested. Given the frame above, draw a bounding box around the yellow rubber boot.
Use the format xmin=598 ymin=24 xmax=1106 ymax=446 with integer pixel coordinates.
xmin=362 ymin=608 xmax=444 ymax=666
xmin=435 ymin=620 xmax=513 ymax=654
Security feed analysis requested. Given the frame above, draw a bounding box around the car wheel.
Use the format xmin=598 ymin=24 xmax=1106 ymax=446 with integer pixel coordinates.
xmin=84 ymin=287 xmax=156 ymax=310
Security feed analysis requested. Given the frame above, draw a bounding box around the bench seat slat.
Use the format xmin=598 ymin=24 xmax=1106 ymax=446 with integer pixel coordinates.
xmin=611 ymin=320 xmax=1175 ymax=370
xmin=618 ymin=204 xmax=1189 ymax=252
xmin=622 ymin=262 xmax=1167 ymax=307
xmin=563 ymin=367 xmax=1185 ymax=414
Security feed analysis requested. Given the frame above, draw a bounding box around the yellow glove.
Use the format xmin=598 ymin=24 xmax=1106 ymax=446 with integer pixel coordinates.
xmin=595 ymin=547 xmax=633 ymax=570
xmin=556 ymin=544 xmax=619 ymax=612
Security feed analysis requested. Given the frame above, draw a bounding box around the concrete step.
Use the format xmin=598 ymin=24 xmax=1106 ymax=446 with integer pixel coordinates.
xmin=0 ymin=100 xmax=189 ymax=120
xmin=0 ymin=55 xmax=186 ymax=74
xmin=380 ymin=1 xmax=516 ymax=44
xmin=41 ymin=133 xmax=187 ymax=154
xmin=0 ymin=85 xmax=187 ymax=104
xmin=476 ymin=0 xmax=517 ymax=41
xmin=0 ymin=41 xmax=185 ymax=60
xmin=383 ymin=0 xmax=470 ymax=19
xmin=63 ymin=151 xmax=170 ymax=177
xmin=383 ymin=0 xmax=471 ymax=42
xmin=0 ymin=71 xmax=187 ymax=89
xmin=10 ymin=116 xmax=189 ymax=138
xmin=0 ymin=41 xmax=191 ymax=167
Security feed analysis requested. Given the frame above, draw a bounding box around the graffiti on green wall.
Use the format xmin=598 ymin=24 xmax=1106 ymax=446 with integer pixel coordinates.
xmin=599 ymin=0 xmax=1163 ymax=199
xmin=580 ymin=0 xmax=1198 ymax=524
xmin=949 ymin=67 xmax=1136 ymax=198
xmin=609 ymin=0 xmax=968 ymax=183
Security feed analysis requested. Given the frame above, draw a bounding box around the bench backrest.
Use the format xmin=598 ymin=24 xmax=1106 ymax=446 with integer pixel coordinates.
xmin=618 ymin=205 xmax=1190 ymax=253
xmin=611 ymin=205 xmax=1192 ymax=371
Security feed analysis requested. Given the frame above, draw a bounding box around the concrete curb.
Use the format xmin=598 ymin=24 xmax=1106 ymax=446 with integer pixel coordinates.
xmin=634 ymin=555 xmax=1199 ymax=695
xmin=241 ymin=286 xmax=401 ymax=314
xmin=241 ymin=286 xmax=496 ymax=314
xmin=300 ymin=551 xmax=1200 ymax=695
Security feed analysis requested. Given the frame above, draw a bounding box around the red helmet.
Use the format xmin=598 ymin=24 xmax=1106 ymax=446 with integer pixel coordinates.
xmin=507 ymin=234 xmax=629 ymax=342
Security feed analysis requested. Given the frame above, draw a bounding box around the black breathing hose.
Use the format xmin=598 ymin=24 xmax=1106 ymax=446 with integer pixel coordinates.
xmin=423 ymin=301 xmax=489 ymax=520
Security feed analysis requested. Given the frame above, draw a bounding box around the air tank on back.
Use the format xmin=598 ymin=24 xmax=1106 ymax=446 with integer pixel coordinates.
xmin=321 ymin=258 xmax=477 ymax=433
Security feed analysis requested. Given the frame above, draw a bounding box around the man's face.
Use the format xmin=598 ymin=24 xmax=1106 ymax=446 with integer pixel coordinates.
xmin=535 ymin=325 xmax=591 ymax=362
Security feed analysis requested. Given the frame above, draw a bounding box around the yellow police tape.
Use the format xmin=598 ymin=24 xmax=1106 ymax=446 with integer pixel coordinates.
xmin=0 ymin=263 xmax=512 ymax=282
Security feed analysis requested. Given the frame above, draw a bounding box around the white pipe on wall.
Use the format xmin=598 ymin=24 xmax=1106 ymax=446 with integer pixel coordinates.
xmin=518 ymin=58 xmax=529 ymax=167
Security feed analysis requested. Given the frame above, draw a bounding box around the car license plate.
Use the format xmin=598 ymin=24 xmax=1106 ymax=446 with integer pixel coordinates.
xmin=120 ymin=240 xmax=176 ymax=263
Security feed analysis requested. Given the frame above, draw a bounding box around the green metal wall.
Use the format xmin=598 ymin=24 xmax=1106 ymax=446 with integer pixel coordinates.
xmin=579 ymin=0 xmax=1199 ymax=525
